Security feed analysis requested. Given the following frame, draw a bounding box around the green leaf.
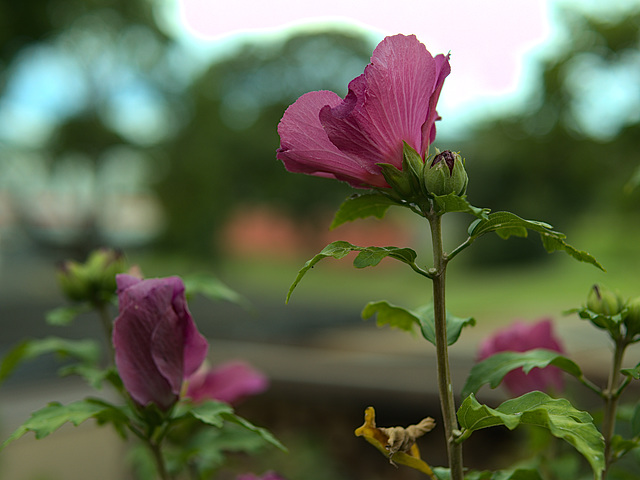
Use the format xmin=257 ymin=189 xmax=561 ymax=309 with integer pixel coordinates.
xmin=2 ymin=399 xmax=128 ymax=448
xmin=416 ymin=304 xmax=476 ymax=346
xmin=610 ymin=434 xmax=640 ymax=461
xmin=177 ymin=400 xmax=286 ymax=452
xmin=361 ymin=301 xmax=475 ymax=344
xmin=621 ymin=363 xmax=640 ymax=380
xmin=432 ymin=194 xmax=490 ymax=220
xmin=457 ymin=392 xmax=605 ymax=479
xmin=468 ymin=211 xmax=604 ymax=271
xmin=432 ymin=467 xmax=542 ymax=480
xmin=45 ymin=304 xmax=91 ymax=326
xmin=286 ymin=241 xmax=424 ymax=302
xmin=353 ymin=246 xmax=417 ymax=268
xmin=461 ymin=349 xmax=585 ymax=398
xmin=330 ymin=193 xmax=399 ymax=230
xmin=361 ymin=301 xmax=420 ymax=333
xmin=220 ymin=412 xmax=287 ymax=452
xmin=0 ymin=337 xmax=101 ymax=384
xmin=182 ymin=272 xmax=249 ymax=307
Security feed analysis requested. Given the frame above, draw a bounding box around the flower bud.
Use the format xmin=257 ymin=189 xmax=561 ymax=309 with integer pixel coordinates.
xmin=423 ymin=150 xmax=468 ymax=196
xmin=623 ymin=296 xmax=640 ymax=337
xmin=586 ymin=284 xmax=624 ymax=316
xmin=56 ymin=248 xmax=126 ymax=305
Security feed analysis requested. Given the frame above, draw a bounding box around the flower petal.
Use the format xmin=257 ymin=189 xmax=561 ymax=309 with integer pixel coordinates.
xmin=320 ymin=34 xmax=438 ymax=169
xmin=276 ymin=90 xmax=387 ymax=188
xmin=186 ymin=361 xmax=268 ymax=404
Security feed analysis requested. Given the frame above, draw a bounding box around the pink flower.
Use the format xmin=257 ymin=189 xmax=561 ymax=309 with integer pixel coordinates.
xmin=237 ymin=472 xmax=286 ymax=480
xmin=185 ymin=361 xmax=269 ymax=405
xmin=276 ymin=34 xmax=450 ymax=189
xmin=112 ymin=274 xmax=209 ymax=410
xmin=478 ymin=319 xmax=566 ymax=397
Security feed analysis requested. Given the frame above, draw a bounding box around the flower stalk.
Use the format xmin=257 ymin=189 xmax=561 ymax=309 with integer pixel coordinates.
xmin=427 ymin=211 xmax=464 ymax=480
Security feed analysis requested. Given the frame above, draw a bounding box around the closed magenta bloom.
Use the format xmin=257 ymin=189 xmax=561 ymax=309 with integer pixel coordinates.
xmin=478 ymin=319 xmax=565 ymax=397
xmin=276 ymin=34 xmax=450 ymax=189
xmin=113 ymin=274 xmax=209 ymax=410
xmin=185 ymin=361 xmax=269 ymax=405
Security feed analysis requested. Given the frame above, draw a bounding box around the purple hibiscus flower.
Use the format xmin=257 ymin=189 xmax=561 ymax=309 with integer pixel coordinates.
xmin=276 ymin=34 xmax=450 ymax=189
xmin=478 ymin=319 xmax=566 ymax=397
xmin=112 ymin=274 xmax=209 ymax=410
xmin=185 ymin=360 xmax=269 ymax=405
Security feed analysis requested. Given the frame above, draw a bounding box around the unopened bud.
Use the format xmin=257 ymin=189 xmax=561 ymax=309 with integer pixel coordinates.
xmin=586 ymin=284 xmax=623 ymax=316
xmin=623 ymin=296 xmax=640 ymax=337
xmin=423 ymin=150 xmax=468 ymax=196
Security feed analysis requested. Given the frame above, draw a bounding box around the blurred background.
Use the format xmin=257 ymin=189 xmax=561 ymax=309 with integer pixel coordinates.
xmin=1 ymin=0 xmax=640 ymax=478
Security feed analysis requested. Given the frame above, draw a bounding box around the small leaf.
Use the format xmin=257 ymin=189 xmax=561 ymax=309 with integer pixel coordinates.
xmin=353 ymin=246 xmax=417 ymax=268
xmin=610 ymin=434 xmax=640 ymax=461
xmin=183 ymin=273 xmax=249 ymax=307
xmin=220 ymin=412 xmax=287 ymax=452
xmin=287 ymin=241 xmax=424 ymax=302
xmin=2 ymin=399 xmax=128 ymax=448
xmin=416 ymin=304 xmax=476 ymax=346
xmin=621 ymin=362 xmax=640 ymax=380
xmin=0 ymin=337 xmax=101 ymax=384
xmin=457 ymin=392 xmax=605 ymax=479
xmin=330 ymin=193 xmax=399 ymax=230
xmin=45 ymin=304 xmax=91 ymax=326
xmin=432 ymin=194 xmax=490 ymax=219
xmin=461 ymin=349 xmax=585 ymax=398
xmin=180 ymin=400 xmax=234 ymax=427
xmin=468 ymin=211 xmax=604 ymax=271
xmin=361 ymin=301 xmax=420 ymax=333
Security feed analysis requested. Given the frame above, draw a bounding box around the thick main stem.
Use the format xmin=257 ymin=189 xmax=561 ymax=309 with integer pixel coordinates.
xmin=602 ymin=338 xmax=627 ymax=478
xmin=428 ymin=214 xmax=464 ymax=480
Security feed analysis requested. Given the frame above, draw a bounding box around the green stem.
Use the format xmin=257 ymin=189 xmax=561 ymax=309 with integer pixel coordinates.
xmin=96 ymin=301 xmax=116 ymax=367
xmin=602 ymin=338 xmax=628 ymax=477
xmin=148 ymin=437 xmax=171 ymax=480
xmin=428 ymin=213 xmax=464 ymax=480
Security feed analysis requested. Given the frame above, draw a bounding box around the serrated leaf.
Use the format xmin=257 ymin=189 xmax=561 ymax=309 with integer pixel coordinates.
xmin=353 ymin=246 xmax=417 ymax=268
xmin=361 ymin=301 xmax=420 ymax=333
xmin=181 ymin=400 xmax=234 ymax=427
xmin=461 ymin=349 xmax=585 ymax=398
xmin=45 ymin=304 xmax=91 ymax=326
xmin=2 ymin=399 xmax=128 ymax=448
xmin=432 ymin=194 xmax=490 ymax=219
xmin=457 ymin=392 xmax=605 ymax=479
xmin=467 ymin=212 xmax=604 ymax=271
xmin=416 ymin=304 xmax=476 ymax=346
xmin=287 ymin=241 xmax=423 ymax=302
xmin=330 ymin=193 xmax=399 ymax=230
xmin=182 ymin=273 xmax=249 ymax=307
xmin=0 ymin=337 xmax=101 ymax=384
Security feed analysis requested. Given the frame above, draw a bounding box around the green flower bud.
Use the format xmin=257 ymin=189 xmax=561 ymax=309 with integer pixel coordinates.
xmin=56 ymin=248 xmax=126 ymax=305
xmin=423 ymin=150 xmax=468 ymax=196
xmin=623 ymin=296 xmax=640 ymax=337
xmin=586 ymin=284 xmax=624 ymax=316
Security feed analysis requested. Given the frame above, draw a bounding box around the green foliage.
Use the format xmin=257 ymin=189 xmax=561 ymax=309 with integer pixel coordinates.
xmin=361 ymin=300 xmax=475 ymax=346
xmin=330 ymin=193 xmax=400 ymax=230
xmin=286 ymin=240 xmax=425 ymax=302
xmin=433 ymin=467 xmax=543 ymax=480
xmin=457 ymin=392 xmax=605 ymax=479
xmin=467 ymin=212 xmax=604 ymax=270
xmin=461 ymin=349 xmax=586 ymax=398
xmin=432 ymin=193 xmax=490 ymax=219
xmin=0 ymin=337 xmax=101 ymax=384
xmin=621 ymin=362 xmax=640 ymax=380
xmin=182 ymin=272 xmax=249 ymax=307
xmin=45 ymin=304 xmax=92 ymax=326
xmin=2 ymin=399 xmax=129 ymax=448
